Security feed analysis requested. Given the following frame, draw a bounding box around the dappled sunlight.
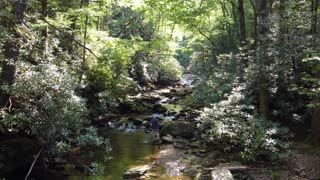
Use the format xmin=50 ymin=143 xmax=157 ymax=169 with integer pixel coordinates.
xmin=0 ymin=0 xmax=319 ymax=179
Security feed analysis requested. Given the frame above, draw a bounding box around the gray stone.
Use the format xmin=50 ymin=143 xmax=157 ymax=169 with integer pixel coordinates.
xmin=123 ymin=165 xmax=151 ymax=179
xmin=161 ymin=134 xmax=174 ymax=143
xmin=211 ymin=169 xmax=234 ymax=180
xmin=142 ymin=120 xmax=150 ymax=127
xmin=190 ymin=140 xmax=202 ymax=148
xmin=160 ymin=121 xmax=195 ymax=138
xmin=173 ymin=138 xmax=190 ymax=149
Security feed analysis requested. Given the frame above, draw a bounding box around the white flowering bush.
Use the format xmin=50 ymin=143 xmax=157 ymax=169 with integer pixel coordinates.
xmin=197 ymin=84 xmax=292 ymax=161
xmin=1 ymin=61 xmax=112 ymax=161
xmin=3 ymin=62 xmax=88 ymax=144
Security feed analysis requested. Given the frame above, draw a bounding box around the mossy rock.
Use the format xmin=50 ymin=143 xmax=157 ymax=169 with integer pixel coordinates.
xmin=160 ymin=121 xmax=195 ymax=138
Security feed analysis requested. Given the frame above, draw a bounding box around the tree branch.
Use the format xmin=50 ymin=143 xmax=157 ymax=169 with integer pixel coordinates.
xmin=225 ymin=0 xmax=238 ymax=8
xmin=25 ymin=146 xmax=44 ymax=180
xmin=38 ymin=16 xmax=105 ymax=61
xmin=249 ymin=0 xmax=256 ymax=12
xmin=190 ymin=23 xmax=215 ymax=48
xmin=115 ymin=14 xmax=141 ymax=37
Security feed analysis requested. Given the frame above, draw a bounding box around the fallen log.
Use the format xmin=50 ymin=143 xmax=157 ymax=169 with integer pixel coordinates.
xmin=203 ymin=166 xmax=249 ymax=172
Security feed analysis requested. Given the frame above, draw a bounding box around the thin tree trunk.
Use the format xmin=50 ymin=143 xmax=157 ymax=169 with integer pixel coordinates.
xmin=69 ymin=0 xmax=86 ymax=53
xmin=257 ymin=0 xmax=270 ymax=118
xmin=250 ymin=0 xmax=258 ymax=48
xmin=238 ymin=0 xmax=248 ymax=66
xmin=41 ymin=0 xmax=48 ymax=55
xmin=79 ymin=0 xmax=89 ymax=84
xmin=311 ymin=0 xmax=318 ymax=48
xmin=279 ymin=0 xmax=286 ymax=42
xmin=312 ymin=71 xmax=320 ymax=144
xmin=231 ymin=2 xmax=240 ymax=42
xmin=238 ymin=0 xmax=246 ymax=46
xmin=0 ymin=0 xmax=25 ymax=108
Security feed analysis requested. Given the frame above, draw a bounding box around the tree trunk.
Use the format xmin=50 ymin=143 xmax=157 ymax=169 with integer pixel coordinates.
xmin=0 ymin=0 xmax=25 ymax=108
xmin=250 ymin=0 xmax=258 ymax=48
xmin=312 ymin=71 xmax=320 ymax=144
xmin=238 ymin=0 xmax=246 ymax=47
xmin=41 ymin=0 xmax=48 ymax=55
xmin=279 ymin=0 xmax=287 ymax=42
xmin=310 ymin=1 xmax=319 ymax=144
xmin=79 ymin=0 xmax=90 ymax=84
xmin=311 ymin=0 xmax=318 ymax=48
xmin=231 ymin=2 xmax=240 ymax=42
xmin=257 ymin=0 xmax=270 ymax=118
xmin=238 ymin=0 xmax=248 ymax=66
xmin=312 ymin=106 xmax=320 ymax=144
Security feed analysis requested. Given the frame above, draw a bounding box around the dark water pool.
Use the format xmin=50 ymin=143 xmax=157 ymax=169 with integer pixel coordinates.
xmin=66 ymin=129 xmax=160 ymax=180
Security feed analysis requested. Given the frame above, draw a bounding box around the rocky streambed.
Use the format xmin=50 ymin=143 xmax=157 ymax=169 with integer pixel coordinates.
xmin=56 ymin=80 xmax=202 ymax=180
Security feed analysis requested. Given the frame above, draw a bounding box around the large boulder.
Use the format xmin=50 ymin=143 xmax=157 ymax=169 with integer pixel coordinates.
xmin=211 ymin=169 xmax=234 ymax=180
xmin=123 ymin=165 xmax=151 ymax=179
xmin=0 ymin=138 xmax=39 ymax=176
xmin=128 ymin=117 xmax=144 ymax=126
xmin=160 ymin=121 xmax=196 ymax=138
xmin=173 ymin=138 xmax=190 ymax=149
xmin=161 ymin=134 xmax=174 ymax=143
xmin=133 ymin=62 xmax=159 ymax=85
xmin=152 ymin=104 xmax=167 ymax=114
xmin=118 ymin=102 xmax=134 ymax=113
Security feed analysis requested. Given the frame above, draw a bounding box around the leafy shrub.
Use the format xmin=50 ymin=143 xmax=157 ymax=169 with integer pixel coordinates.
xmin=190 ymin=53 xmax=240 ymax=106
xmin=153 ymin=56 xmax=183 ymax=83
xmin=3 ymin=62 xmax=88 ymax=143
xmin=197 ymin=84 xmax=292 ymax=161
xmin=76 ymin=126 xmax=104 ymax=146
xmin=90 ymin=162 xmax=105 ymax=179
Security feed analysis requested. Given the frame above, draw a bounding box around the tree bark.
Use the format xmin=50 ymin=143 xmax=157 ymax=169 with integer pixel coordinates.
xmin=279 ymin=0 xmax=287 ymax=42
xmin=238 ymin=0 xmax=248 ymax=66
xmin=311 ymin=0 xmax=318 ymax=48
xmin=238 ymin=0 xmax=246 ymax=47
xmin=79 ymin=0 xmax=90 ymax=84
xmin=41 ymin=0 xmax=48 ymax=55
xmin=312 ymin=71 xmax=320 ymax=144
xmin=250 ymin=0 xmax=258 ymax=48
xmin=257 ymin=0 xmax=270 ymax=118
xmin=0 ymin=0 xmax=25 ymax=108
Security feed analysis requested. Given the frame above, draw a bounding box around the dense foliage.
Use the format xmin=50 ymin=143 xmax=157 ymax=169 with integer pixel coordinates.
xmin=0 ymin=0 xmax=319 ymax=178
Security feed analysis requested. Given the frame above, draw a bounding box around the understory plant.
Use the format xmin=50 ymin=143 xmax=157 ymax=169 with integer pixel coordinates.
xmin=197 ymin=84 xmax=292 ymax=161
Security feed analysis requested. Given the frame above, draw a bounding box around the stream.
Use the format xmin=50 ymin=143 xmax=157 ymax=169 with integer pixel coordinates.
xmin=64 ymin=74 xmax=196 ymax=180
xmin=66 ymin=129 xmax=160 ymax=180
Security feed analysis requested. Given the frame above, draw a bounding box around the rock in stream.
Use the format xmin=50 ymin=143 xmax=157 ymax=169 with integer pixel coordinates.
xmin=123 ymin=165 xmax=151 ymax=179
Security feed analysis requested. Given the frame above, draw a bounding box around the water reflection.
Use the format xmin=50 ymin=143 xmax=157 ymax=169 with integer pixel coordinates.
xmin=67 ymin=129 xmax=160 ymax=180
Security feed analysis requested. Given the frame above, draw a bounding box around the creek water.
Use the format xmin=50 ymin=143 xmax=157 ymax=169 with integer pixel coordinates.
xmin=65 ymin=74 xmax=196 ymax=179
xmin=66 ymin=129 xmax=161 ymax=180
